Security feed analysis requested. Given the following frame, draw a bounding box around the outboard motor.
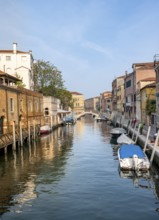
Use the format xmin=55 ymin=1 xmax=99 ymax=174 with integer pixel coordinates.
xmin=133 ymin=154 xmax=139 ymax=171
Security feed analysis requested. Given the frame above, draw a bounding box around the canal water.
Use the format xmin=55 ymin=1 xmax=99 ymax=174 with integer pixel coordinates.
xmin=0 ymin=115 xmax=159 ymax=220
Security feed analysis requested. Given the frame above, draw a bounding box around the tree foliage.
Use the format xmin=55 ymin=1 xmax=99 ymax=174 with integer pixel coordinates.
xmin=146 ymin=99 xmax=156 ymax=116
xmin=33 ymin=60 xmax=72 ymax=109
xmin=33 ymin=60 xmax=64 ymax=94
xmin=15 ymin=73 xmax=26 ymax=88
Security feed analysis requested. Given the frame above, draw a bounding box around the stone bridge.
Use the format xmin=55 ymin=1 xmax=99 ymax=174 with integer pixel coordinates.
xmin=76 ymin=111 xmax=99 ymax=119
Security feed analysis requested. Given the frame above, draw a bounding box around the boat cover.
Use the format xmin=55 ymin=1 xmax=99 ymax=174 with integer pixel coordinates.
xmin=119 ymin=144 xmax=145 ymax=159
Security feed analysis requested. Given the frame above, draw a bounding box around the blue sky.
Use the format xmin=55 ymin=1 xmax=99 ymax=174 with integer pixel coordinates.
xmin=1 ymin=0 xmax=159 ymax=99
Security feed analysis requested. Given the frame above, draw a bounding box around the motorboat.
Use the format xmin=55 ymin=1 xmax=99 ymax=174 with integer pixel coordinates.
xmin=40 ymin=125 xmax=52 ymax=135
xmin=95 ymin=115 xmax=107 ymax=122
xmin=118 ymin=144 xmax=150 ymax=171
xmin=63 ymin=115 xmax=76 ymax=125
xmin=110 ymin=127 xmax=126 ymax=139
xmin=117 ymin=133 xmax=135 ymax=145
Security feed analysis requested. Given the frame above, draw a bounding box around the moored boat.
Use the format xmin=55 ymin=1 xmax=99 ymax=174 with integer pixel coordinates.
xmin=63 ymin=115 xmax=76 ymax=125
xmin=110 ymin=127 xmax=126 ymax=139
xmin=40 ymin=125 xmax=52 ymax=135
xmin=118 ymin=144 xmax=150 ymax=171
xmin=117 ymin=133 xmax=135 ymax=145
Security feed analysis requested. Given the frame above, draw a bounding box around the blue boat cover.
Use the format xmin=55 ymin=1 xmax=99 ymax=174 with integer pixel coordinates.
xmin=119 ymin=144 xmax=145 ymax=159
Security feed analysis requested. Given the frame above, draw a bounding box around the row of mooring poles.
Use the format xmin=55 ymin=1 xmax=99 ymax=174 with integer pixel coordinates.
xmin=12 ymin=120 xmax=38 ymax=150
xmin=126 ymin=121 xmax=159 ymax=166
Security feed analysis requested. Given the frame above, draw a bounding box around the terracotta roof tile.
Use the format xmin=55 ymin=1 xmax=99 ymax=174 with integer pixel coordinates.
xmin=70 ymin=91 xmax=83 ymax=95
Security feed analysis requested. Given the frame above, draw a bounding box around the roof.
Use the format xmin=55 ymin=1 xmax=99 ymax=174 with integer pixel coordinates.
xmin=140 ymin=82 xmax=156 ymax=91
xmin=132 ymin=62 xmax=154 ymax=66
xmin=140 ymin=77 xmax=156 ymax=82
xmin=70 ymin=91 xmax=83 ymax=95
xmin=0 ymin=70 xmax=21 ymax=81
xmin=0 ymin=50 xmax=27 ymax=54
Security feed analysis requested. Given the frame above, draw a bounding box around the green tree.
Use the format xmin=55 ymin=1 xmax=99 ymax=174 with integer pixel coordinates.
xmin=15 ymin=73 xmax=26 ymax=88
xmin=33 ymin=60 xmax=64 ymax=94
xmin=33 ymin=60 xmax=72 ymax=108
xmin=146 ymin=99 xmax=156 ymax=116
xmin=55 ymin=89 xmax=73 ymax=110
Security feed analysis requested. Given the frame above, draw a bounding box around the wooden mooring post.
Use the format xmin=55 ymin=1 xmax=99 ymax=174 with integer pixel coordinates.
xmin=12 ymin=121 xmax=16 ymax=150
xmin=135 ymin=124 xmax=141 ymax=144
xmin=33 ymin=119 xmax=36 ymax=140
xmin=143 ymin=126 xmax=151 ymax=153
xmin=132 ymin=123 xmax=137 ymax=140
xmin=28 ymin=121 xmax=31 ymax=144
xmin=150 ymin=130 xmax=159 ymax=164
xmin=20 ymin=120 xmax=23 ymax=146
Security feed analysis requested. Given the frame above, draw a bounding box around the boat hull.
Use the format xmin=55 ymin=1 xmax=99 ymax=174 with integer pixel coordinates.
xmin=118 ymin=144 xmax=150 ymax=171
xmin=40 ymin=125 xmax=51 ymax=135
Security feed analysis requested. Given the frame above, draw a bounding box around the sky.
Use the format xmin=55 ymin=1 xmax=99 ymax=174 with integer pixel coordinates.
xmin=1 ymin=0 xmax=159 ymax=99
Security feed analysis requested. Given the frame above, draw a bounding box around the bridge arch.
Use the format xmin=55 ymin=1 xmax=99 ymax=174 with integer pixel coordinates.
xmin=76 ymin=111 xmax=99 ymax=119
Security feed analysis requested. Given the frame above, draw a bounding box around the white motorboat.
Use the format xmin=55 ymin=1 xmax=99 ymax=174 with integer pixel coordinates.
xmin=118 ymin=144 xmax=150 ymax=171
xmin=110 ymin=127 xmax=126 ymax=139
xmin=117 ymin=133 xmax=135 ymax=145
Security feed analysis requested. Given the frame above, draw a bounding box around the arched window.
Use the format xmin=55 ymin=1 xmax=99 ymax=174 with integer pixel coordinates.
xmin=45 ymin=108 xmax=49 ymax=116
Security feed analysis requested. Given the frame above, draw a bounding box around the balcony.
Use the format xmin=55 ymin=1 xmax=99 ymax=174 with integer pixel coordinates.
xmin=125 ymin=102 xmax=133 ymax=107
xmin=154 ymin=54 xmax=159 ymax=67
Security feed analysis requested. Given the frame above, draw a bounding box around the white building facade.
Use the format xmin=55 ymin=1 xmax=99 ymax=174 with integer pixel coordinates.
xmin=43 ymin=96 xmax=70 ymax=128
xmin=0 ymin=43 xmax=34 ymax=90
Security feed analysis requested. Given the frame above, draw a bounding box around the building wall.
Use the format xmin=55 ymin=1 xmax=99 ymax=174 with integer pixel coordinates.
xmin=0 ymin=85 xmax=44 ymax=135
xmin=112 ymin=76 xmax=125 ymax=112
xmin=71 ymin=92 xmax=84 ymax=115
xmin=136 ymin=69 xmax=156 ymax=83
xmin=43 ymin=96 xmax=63 ymax=126
xmin=84 ymin=97 xmax=100 ymax=112
xmin=125 ymin=63 xmax=156 ymax=119
xmin=141 ymin=86 xmax=156 ymax=124
xmin=101 ymin=91 xmax=112 ymax=112
xmin=0 ymin=43 xmax=34 ymax=90
xmin=136 ymin=80 xmax=156 ymax=121
xmin=117 ymin=79 xmax=124 ymax=114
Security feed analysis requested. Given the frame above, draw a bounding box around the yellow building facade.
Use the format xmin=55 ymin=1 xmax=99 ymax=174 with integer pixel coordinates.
xmin=70 ymin=92 xmax=84 ymax=115
xmin=140 ymin=83 xmax=156 ymax=124
xmin=0 ymin=71 xmax=44 ymax=138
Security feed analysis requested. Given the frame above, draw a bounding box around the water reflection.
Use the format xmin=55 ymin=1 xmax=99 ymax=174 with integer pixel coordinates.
xmin=0 ymin=126 xmax=74 ymax=216
xmin=1 ymin=117 xmax=159 ymax=219
xmin=119 ymin=169 xmax=152 ymax=188
xmin=111 ymin=143 xmax=159 ymax=201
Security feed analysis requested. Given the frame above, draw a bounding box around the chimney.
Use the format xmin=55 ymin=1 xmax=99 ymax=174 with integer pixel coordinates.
xmin=13 ymin=42 xmax=17 ymax=54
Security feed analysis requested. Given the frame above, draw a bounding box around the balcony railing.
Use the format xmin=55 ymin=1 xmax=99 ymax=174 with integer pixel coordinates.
xmin=154 ymin=54 xmax=159 ymax=66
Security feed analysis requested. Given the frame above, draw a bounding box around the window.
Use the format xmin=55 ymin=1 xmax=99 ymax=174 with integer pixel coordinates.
xmin=10 ymin=98 xmax=14 ymax=112
xmin=35 ymin=101 xmax=39 ymax=112
xmin=29 ymin=100 xmax=33 ymax=112
xmin=6 ymin=56 xmax=11 ymax=61
xmin=126 ymin=80 xmax=131 ymax=88
xmin=20 ymin=99 xmax=23 ymax=111
xmin=45 ymin=108 xmax=49 ymax=116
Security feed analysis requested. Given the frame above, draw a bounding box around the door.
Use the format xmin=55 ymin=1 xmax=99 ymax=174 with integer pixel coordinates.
xmin=0 ymin=116 xmax=4 ymax=135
